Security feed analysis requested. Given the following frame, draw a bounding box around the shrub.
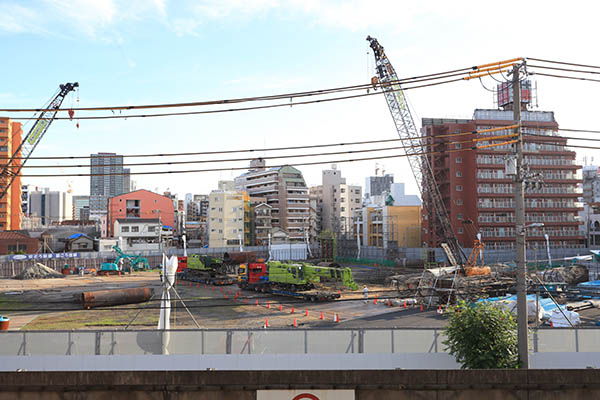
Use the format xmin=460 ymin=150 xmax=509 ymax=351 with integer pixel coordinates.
xmin=443 ymin=300 xmax=519 ymax=369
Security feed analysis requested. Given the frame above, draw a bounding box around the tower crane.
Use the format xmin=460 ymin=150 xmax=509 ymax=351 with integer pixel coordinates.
xmin=366 ymin=36 xmax=466 ymax=266
xmin=0 ymin=82 xmax=79 ymax=201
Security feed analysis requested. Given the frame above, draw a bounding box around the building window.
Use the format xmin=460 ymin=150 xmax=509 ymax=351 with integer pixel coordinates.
xmin=0 ymin=146 xmax=7 ymax=152
xmin=341 ymin=188 xmax=345 ymax=193
xmin=341 ymin=207 xmax=345 ymax=212
xmin=456 ymin=185 xmax=463 ymax=191
xmin=457 ymin=227 xmax=464 ymax=234
xmin=456 ymin=171 xmax=462 ymax=177
xmin=148 ymin=226 xmax=155 ymax=232
xmin=456 ymin=157 xmax=462 ymax=164
xmin=131 ymin=226 xmax=139 ymax=232
xmin=455 ymin=143 xmax=462 ymax=149
xmin=458 ymin=213 xmax=463 ymax=220
xmin=121 ymin=226 xmax=129 ymax=232
xmin=457 ymin=199 xmax=463 ymax=206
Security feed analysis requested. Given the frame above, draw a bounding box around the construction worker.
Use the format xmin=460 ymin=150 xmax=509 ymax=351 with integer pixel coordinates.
xmin=363 ymin=285 xmax=369 ymax=303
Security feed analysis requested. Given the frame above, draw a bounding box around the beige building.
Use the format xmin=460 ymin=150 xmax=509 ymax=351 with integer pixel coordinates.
xmin=235 ymin=161 xmax=310 ymax=242
xmin=313 ymin=165 xmax=362 ymax=235
xmin=356 ymin=205 xmax=421 ymax=248
xmin=208 ymin=190 xmax=247 ymax=248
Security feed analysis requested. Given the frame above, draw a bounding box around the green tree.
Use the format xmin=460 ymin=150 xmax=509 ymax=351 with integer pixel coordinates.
xmin=443 ymin=301 xmax=519 ymax=369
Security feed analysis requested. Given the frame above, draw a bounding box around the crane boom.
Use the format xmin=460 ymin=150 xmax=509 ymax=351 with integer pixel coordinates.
xmin=0 ymin=82 xmax=78 ymax=201
xmin=366 ymin=36 xmax=466 ymax=265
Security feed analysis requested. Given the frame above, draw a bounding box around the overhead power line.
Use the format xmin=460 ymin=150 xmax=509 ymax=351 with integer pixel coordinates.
xmin=2 ymin=58 xmax=522 ymax=114
xmin=19 ymin=140 xmax=520 ymax=177
xmin=527 ymin=57 xmax=600 ymax=70
xmin=6 ymin=76 xmax=471 ymax=121
xmin=0 ymin=125 xmax=519 ymax=161
xmin=531 ymin=72 xmax=600 ymax=84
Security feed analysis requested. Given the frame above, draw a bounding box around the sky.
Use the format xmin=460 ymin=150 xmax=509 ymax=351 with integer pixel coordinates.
xmin=1 ymin=0 xmax=600 ymax=200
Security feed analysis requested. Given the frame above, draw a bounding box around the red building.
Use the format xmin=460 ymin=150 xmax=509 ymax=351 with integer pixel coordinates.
xmin=0 ymin=231 xmax=39 ymax=254
xmin=422 ymin=104 xmax=584 ymax=250
xmin=107 ymin=189 xmax=175 ymax=237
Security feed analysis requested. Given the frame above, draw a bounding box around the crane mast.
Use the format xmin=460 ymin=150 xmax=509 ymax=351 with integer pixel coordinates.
xmin=0 ymin=82 xmax=79 ymax=201
xmin=366 ymin=36 xmax=466 ymax=265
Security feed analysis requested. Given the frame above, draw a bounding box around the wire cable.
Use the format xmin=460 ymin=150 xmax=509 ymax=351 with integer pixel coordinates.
xmin=5 ymin=76 xmax=474 ymax=121
xmin=527 ymin=57 xmax=600 ymax=70
xmin=0 ymin=125 xmax=518 ymax=161
xmin=1 ymin=60 xmax=521 ymax=114
xmin=531 ymin=71 xmax=600 ymax=84
xmin=18 ymin=145 xmax=499 ymax=177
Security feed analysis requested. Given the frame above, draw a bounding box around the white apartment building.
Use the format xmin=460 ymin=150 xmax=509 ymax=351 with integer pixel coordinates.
xmin=208 ymin=190 xmax=246 ymax=248
xmin=314 ymin=165 xmax=362 ymax=235
xmin=114 ymin=218 xmax=162 ymax=251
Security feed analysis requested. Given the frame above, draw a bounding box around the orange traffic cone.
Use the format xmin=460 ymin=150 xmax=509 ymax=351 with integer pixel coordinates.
xmin=305 ymin=309 xmax=309 ymax=317
xmin=334 ymin=313 xmax=339 ymax=323
xmin=403 ymin=300 xmax=407 ymax=308
xmin=420 ymin=304 xmax=423 ymax=312
xmin=293 ymin=318 xmax=297 ymax=327
xmin=320 ymin=311 xmax=324 ymax=320
xmin=267 ymin=303 xmax=271 ymax=309
xmin=256 ymin=299 xmax=259 ymax=306
xmin=387 ymin=299 xmax=391 ymax=307
xmin=265 ymin=318 xmax=269 ymax=328
xmin=279 ymin=304 xmax=283 ymax=311
xmin=291 ymin=306 xmax=295 ymax=314
xmin=373 ymin=297 xmax=377 ymax=305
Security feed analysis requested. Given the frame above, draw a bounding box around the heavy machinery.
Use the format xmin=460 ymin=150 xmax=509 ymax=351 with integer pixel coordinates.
xmin=177 ymin=254 xmax=234 ymax=285
xmin=100 ymin=245 xmax=149 ymax=272
xmin=462 ymin=219 xmax=491 ymax=276
xmin=238 ymin=261 xmax=359 ymax=301
xmin=366 ymin=36 xmax=467 ymax=267
xmin=0 ymin=83 xmax=79 ymax=201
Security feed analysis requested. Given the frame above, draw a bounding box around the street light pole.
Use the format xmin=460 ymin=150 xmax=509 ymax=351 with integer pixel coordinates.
xmin=513 ymin=63 xmax=528 ymax=369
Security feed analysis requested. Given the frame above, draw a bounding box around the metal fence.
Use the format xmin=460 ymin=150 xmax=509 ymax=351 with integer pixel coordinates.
xmin=0 ymin=328 xmax=597 ymax=356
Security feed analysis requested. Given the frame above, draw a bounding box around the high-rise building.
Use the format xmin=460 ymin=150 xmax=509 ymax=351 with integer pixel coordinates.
xmin=72 ymin=195 xmax=90 ymax=220
xmin=28 ymin=188 xmax=73 ymax=224
xmin=421 ymin=83 xmax=584 ymax=250
xmin=235 ymin=162 xmax=310 ymax=242
xmin=21 ymin=184 xmax=42 ymax=216
xmin=312 ymin=165 xmax=362 ymax=235
xmin=187 ymin=194 xmax=209 ymax=222
xmin=0 ymin=117 xmax=23 ymax=230
xmin=90 ymin=152 xmax=129 ymax=219
xmin=583 ymin=166 xmax=600 ymax=204
xmin=123 ymin=168 xmax=131 ymax=193
xmin=365 ymin=174 xmax=394 ymax=199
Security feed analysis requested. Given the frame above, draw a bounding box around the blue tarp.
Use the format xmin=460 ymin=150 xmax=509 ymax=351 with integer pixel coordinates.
xmin=478 ymin=294 xmax=564 ymax=312
xmin=66 ymin=233 xmax=85 ymax=239
xmin=578 ymin=280 xmax=600 ymax=289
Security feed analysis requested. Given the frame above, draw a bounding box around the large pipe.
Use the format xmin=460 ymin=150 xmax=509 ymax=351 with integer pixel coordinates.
xmin=82 ymin=288 xmax=153 ymax=309
xmin=223 ymin=251 xmax=257 ymax=265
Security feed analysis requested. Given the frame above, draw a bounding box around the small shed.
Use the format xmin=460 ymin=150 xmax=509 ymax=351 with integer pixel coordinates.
xmin=64 ymin=233 xmax=94 ymax=252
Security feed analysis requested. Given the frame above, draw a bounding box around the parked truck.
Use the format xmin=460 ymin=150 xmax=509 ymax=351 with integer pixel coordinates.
xmin=238 ymin=260 xmax=358 ymax=301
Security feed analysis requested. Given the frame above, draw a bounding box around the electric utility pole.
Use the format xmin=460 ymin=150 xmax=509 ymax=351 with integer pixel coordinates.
xmin=513 ymin=63 xmax=528 ymax=368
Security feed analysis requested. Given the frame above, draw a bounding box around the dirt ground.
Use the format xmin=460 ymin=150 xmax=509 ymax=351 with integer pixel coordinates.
xmin=0 ymin=269 xmax=404 ymax=330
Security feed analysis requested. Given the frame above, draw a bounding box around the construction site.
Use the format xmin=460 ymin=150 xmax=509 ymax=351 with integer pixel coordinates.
xmin=1 ymin=38 xmax=600 ymax=335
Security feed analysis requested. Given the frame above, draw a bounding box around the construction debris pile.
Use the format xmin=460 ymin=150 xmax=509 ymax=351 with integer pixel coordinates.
xmin=13 ymin=263 xmax=64 ymax=280
xmin=539 ymin=265 xmax=589 ymax=285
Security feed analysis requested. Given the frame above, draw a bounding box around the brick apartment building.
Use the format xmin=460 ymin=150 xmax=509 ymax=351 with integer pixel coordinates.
xmin=107 ymin=189 xmax=175 ymax=237
xmin=422 ymin=87 xmax=583 ymax=250
xmin=0 ymin=117 xmax=22 ymax=231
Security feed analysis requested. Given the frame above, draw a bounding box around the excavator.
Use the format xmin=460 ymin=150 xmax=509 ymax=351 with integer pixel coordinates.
xmin=100 ymin=245 xmax=149 ymax=273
